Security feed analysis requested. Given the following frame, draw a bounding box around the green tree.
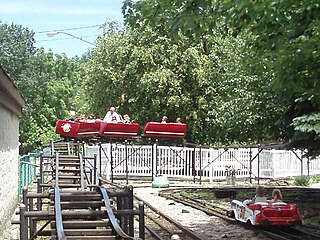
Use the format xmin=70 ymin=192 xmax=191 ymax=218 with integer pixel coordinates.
xmin=0 ymin=22 xmax=84 ymax=151
xmin=85 ymin=23 xmax=280 ymax=146
xmin=122 ymin=0 xmax=320 ymax=156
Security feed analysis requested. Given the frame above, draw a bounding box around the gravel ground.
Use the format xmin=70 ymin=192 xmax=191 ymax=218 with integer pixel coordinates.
xmin=133 ymin=185 xmax=269 ymax=240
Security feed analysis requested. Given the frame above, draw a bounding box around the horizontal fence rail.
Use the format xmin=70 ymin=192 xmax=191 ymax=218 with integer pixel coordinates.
xmin=85 ymin=143 xmax=320 ymax=182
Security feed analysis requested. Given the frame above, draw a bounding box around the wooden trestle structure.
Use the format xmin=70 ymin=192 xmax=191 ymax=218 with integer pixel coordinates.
xmin=19 ymin=141 xmax=144 ymax=240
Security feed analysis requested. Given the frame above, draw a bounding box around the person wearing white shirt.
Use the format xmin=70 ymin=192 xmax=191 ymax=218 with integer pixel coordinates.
xmin=103 ymin=106 xmax=122 ymax=123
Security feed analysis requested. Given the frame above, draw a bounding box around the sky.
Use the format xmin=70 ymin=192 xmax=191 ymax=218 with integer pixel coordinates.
xmin=0 ymin=0 xmax=125 ymax=57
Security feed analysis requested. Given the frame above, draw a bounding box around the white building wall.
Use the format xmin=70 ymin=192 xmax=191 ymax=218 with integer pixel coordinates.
xmin=0 ymin=105 xmax=20 ymax=237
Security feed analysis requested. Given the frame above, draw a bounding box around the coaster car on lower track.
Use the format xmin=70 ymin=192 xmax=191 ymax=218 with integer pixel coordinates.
xmin=227 ymin=199 xmax=302 ymax=226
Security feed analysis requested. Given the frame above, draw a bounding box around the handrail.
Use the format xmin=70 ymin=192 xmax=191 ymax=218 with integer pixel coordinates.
xmin=98 ymin=186 xmax=135 ymax=239
xmin=54 ymin=187 xmax=66 ymax=240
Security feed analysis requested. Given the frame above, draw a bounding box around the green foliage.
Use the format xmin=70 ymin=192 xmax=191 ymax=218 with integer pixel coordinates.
xmin=0 ymin=22 xmax=85 ymax=151
xmin=312 ymin=175 xmax=320 ymax=183
xmin=294 ymin=175 xmax=311 ymax=187
xmin=292 ymin=113 xmax=320 ymax=134
xmin=121 ymin=0 xmax=320 ymax=156
xmin=84 ymin=24 xmax=280 ymax=145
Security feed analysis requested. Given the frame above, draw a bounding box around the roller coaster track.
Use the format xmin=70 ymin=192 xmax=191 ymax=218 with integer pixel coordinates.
xmin=52 ymin=152 xmax=135 ymax=239
xmin=20 ymin=142 xmax=141 ymax=240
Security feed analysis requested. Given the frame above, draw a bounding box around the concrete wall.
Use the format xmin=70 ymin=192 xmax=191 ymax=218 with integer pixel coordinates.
xmin=0 ymin=107 xmax=20 ymax=237
xmin=0 ymin=65 xmax=25 ymax=238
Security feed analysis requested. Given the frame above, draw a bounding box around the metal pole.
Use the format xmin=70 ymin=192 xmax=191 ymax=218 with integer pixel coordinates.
xmin=139 ymin=201 xmax=145 ymax=240
xmin=249 ymin=148 xmax=252 ymax=184
xmin=199 ymin=145 xmax=202 ymax=185
xmin=39 ymin=152 xmax=43 ymax=185
xmin=37 ymin=177 xmax=42 ymax=210
xmin=192 ymin=147 xmax=196 ymax=183
xmin=99 ymin=142 xmax=102 ymax=177
xmin=93 ymin=154 xmax=97 ymax=185
xmin=110 ymin=142 xmax=114 ymax=182
xmin=80 ymin=154 xmax=85 ymax=190
xmin=155 ymin=139 xmax=158 ymax=178
xmin=125 ymin=140 xmax=129 ymax=185
xmin=128 ymin=185 xmax=134 ymax=236
xmin=257 ymin=147 xmax=260 ymax=185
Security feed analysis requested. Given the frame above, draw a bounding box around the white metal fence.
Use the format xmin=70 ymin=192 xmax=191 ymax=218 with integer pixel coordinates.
xmin=85 ymin=143 xmax=320 ymax=182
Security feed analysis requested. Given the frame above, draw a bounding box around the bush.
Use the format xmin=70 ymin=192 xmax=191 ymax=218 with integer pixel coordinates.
xmin=312 ymin=175 xmax=320 ymax=183
xmin=294 ymin=175 xmax=310 ymax=186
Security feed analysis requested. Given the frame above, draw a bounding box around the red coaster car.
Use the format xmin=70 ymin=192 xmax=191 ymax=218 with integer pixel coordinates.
xmin=55 ymin=120 xmax=100 ymax=139
xmin=227 ymin=199 xmax=302 ymax=226
xmin=99 ymin=122 xmax=140 ymax=139
xmin=143 ymin=122 xmax=187 ymax=138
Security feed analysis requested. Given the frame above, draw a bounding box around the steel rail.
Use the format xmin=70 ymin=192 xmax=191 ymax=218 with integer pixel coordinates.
xmin=160 ymin=188 xmax=320 ymax=240
xmin=144 ymin=224 xmax=166 ymax=240
xmin=134 ymin=194 xmax=205 ymax=240
xmin=98 ymin=186 xmax=136 ymax=239
xmin=160 ymin=192 xmax=233 ymax=221
xmin=54 ymin=187 xmax=66 ymax=240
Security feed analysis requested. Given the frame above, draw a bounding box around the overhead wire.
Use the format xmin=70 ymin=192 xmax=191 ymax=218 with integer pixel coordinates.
xmin=36 ymin=24 xmax=102 ymax=34
xmin=36 ymin=34 xmax=100 ymax=43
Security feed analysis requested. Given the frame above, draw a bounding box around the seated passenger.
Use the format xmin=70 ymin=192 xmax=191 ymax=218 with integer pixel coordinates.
xmin=252 ymin=185 xmax=268 ymax=203
xmin=271 ymin=189 xmax=283 ymax=203
xmin=103 ymin=106 xmax=122 ymax=123
xmin=123 ymin=114 xmax=131 ymax=124
xmin=175 ymin=117 xmax=182 ymax=123
xmin=87 ymin=113 xmax=96 ymax=123
xmin=161 ymin=116 xmax=168 ymax=123
xmin=244 ymin=185 xmax=268 ymax=205
xmin=78 ymin=114 xmax=87 ymax=122
xmin=67 ymin=110 xmax=77 ymax=121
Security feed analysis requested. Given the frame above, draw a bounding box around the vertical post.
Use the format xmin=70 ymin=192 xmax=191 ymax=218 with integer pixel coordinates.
xmin=199 ymin=145 xmax=202 ymax=185
xmin=22 ymin=186 xmax=29 ymax=235
xmin=39 ymin=152 xmax=43 ymax=186
xmin=20 ymin=204 xmax=28 ymax=240
xmin=23 ymin=187 xmax=28 ymax=206
xmin=155 ymin=139 xmax=158 ymax=179
xmin=301 ymin=150 xmax=304 ymax=176
xmin=29 ymin=197 xmax=36 ymax=238
xmin=307 ymin=155 xmax=310 ymax=176
xmin=82 ymin=141 xmax=85 ymax=156
xmin=128 ymin=185 xmax=134 ymax=236
xmin=37 ymin=177 xmax=42 ymax=210
xmin=51 ymin=140 xmax=55 ymax=155
xmin=257 ymin=147 xmax=260 ymax=185
xmin=249 ymin=148 xmax=252 ymax=184
xmin=125 ymin=140 xmax=129 ymax=185
xmin=192 ymin=147 xmax=196 ymax=183
xmin=67 ymin=141 xmax=71 ymax=155
xmin=99 ymin=142 xmax=102 ymax=178
xmin=93 ymin=154 xmax=97 ymax=185
xmin=151 ymin=142 xmax=154 ymax=180
xmin=110 ymin=142 xmax=114 ymax=182
xmin=139 ymin=201 xmax=145 ymax=240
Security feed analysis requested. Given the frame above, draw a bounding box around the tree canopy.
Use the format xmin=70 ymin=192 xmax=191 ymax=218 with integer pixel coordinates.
xmin=122 ymin=0 xmax=320 ymax=156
